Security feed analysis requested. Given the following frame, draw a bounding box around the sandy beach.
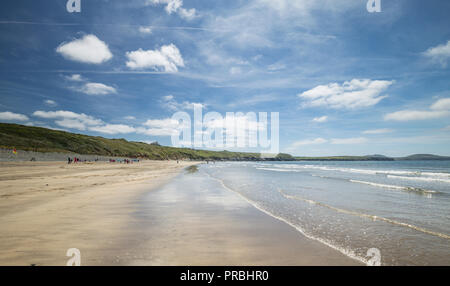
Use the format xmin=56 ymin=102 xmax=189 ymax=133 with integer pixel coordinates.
xmin=0 ymin=160 xmax=361 ymax=266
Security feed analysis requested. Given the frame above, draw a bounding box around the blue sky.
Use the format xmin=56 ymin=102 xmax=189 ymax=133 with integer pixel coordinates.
xmin=1 ymin=0 xmax=450 ymax=156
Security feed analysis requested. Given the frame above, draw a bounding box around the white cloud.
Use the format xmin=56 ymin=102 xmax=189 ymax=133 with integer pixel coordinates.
xmin=385 ymin=98 xmax=450 ymax=121
xmin=430 ymin=98 xmax=450 ymax=110
xmin=33 ymin=110 xmax=104 ymax=130
xmin=146 ymin=0 xmax=197 ymax=20
xmin=44 ymin=100 xmax=57 ymax=107
xmin=384 ymin=110 xmax=450 ymax=121
xmin=139 ymin=26 xmax=153 ymax=34
xmin=163 ymin=95 xmax=174 ymax=101
xmin=177 ymin=6 xmax=196 ymax=20
xmin=55 ymin=118 xmax=87 ymax=130
xmin=298 ymin=79 xmax=393 ymax=109
xmin=125 ymin=44 xmax=184 ymax=72
xmin=143 ymin=118 xmax=180 ymax=129
xmin=33 ymin=110 xmax=139 ymax=135
xmin=77 ymin=82 xmax=117 ymax=95
xmin=443 ymin=125 xmax=450 ymax=131
xmin=56 ymin=34 xmax=113 ymax=64
xmin=291 ymin=138 xmax=328 ymax=147
xmin=124 ymin=116 xmax=136 ymax=120
xmin=161 ymin=95 xmax=206 ymax=111
xmin=362 ymin=128 xmax=394 ymax=134
xmin=139 ymin=118 xmax=182 ymax=136
xmin=0 ymin=111 xmax=29 ymax=121
xmin=330 ymin=137 xmax=368 ymax=145
xmin=65 ymin=74 xmax=84 ymax=82
xmin=423 ymin=40 xmax=450 ymax=67
xmin=312 ymin=116 xmax=328 ymax=123
xmin=89 ymin=124 xmax=136 ymax=134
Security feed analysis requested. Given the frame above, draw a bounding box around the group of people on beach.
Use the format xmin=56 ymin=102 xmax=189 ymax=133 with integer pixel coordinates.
xmin=67 ymin=157 xmax=99 ymax=164
xmin=67 ymin=157 xmax=140 ymax=164
xmin=109 ymin=158 xmax=139 ymax=164
xmin=67 ymin=157 xmax=79 ymax=164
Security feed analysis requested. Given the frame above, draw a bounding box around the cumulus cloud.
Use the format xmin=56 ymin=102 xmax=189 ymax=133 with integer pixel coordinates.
xmin=55 ymin=118 xmax=88 ymax=130
xmin=430 ymin=98 xmax=450 ymax=110
xmin=33 ymin=110 xmax=104 ymax=130
xmin=146 ymin=0 xmax=197 ymax=20
xmin=385 ymin=98 xmax=450 ymax=121
xmin=161 ymin=95 xmax=206 ymax=111
xmin=139 ymin=118 xmax=182 ymax=136
xmin=125 ymin=44 xmax=184 ymax=72
xmin=64 ymin=74 xmax=116 ymax=96
xmin=362 ymin=128 xmax=394 ymax=134
xmin=312 ymin=116 xmax=328 ymax=123
xmin=56 ymin=34 xmax=113 ymax=64
xmin=89 ymin=124 xmax=136 ymax=134
xmin=423 ymin=40 xmax=450 ymax=67
xmin=32 ymin=110 xmax=139 ymax=135
xmin=385 ymin=110 xmax=450 ymax=121
xmin=77 ymin=82 xmax=117 ymax=95
xmin=298 ymin=79 xmax=393 ymax=109
xmin=65 ymin=74 xmax=84 ymax=82
xmin=0 ymin=111 xmax=29 ymax=121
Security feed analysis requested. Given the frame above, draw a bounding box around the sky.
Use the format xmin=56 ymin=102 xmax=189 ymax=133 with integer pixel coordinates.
xmin=0 ymin=0 xmax=450 ymax=156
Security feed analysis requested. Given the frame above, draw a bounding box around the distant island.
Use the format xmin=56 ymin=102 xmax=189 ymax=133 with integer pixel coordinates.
xmin=1 ymin=123 xmax=450 ymax=161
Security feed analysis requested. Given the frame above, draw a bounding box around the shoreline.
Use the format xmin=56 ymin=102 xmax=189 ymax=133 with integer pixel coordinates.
xmin=0 ymin=160 xmax=361 ymax=266
xmin=118 ymin=166 xmax=362 ymax=266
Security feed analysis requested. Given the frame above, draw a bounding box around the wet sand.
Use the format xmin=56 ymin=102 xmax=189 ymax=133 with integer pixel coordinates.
xmin=110 ymin=168 xmax=362 ymax=266
xmin=0 ymin=160 xmax=196 ymax=265
xmin=0 ymin=161 xmax=362 ymax=265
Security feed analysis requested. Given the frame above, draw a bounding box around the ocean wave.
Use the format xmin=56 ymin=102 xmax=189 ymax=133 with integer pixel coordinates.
xmin=255 ymin=167 xmax=299 ymax=172
xmin=349 ymin=179 xmax=438 ymax=195
xmin=264 ymin=164 xmax=450 ymax=179
xmin=278 ymin=189 xmax=450 ymax=240
xmin=387 ymin=175 xmax=450 ymax=184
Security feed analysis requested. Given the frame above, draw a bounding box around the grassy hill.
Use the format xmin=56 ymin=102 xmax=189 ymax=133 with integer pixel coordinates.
xmin=0 ymin=123 xmax=264 ymax=160
xmin=397 ymin=154 xmax=450 ymax=160
xmin=294 ymin=155 xmax=394 ymax=161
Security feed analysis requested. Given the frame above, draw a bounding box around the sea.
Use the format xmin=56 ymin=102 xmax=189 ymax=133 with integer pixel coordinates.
xmin=194 ymin=160 xmax=450 ymax=265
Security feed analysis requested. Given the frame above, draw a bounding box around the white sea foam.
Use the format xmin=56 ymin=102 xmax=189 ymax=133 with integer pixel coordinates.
xmin=387 ymin=175 xmax=450 ymax=184
xmin=278 ymin=189 xmax=450 ymax=240
xmin=256 ymin=167 xmax=299 ymax=172
xmin=260 ymin=164 xmax=450 ymax=181
xmin=349 ymin=179 xmax=438 ymax=194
